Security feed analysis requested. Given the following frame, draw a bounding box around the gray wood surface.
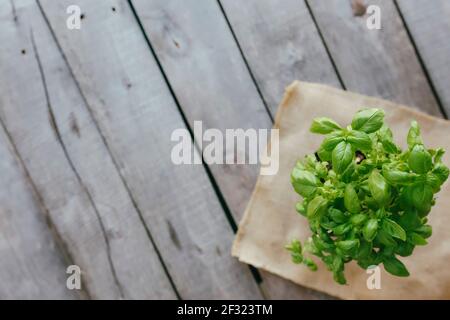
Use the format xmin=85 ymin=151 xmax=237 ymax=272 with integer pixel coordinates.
xmin=220 ymin=0 xmax=341 ymax=116
xmin=306 ymin=0 xmax=442 ymax=117
xmin=0 ymin=0 xmax=447 ymax=300
xmin=131 ymin=0 xmax=271 ymax=221
xmin=131 ymin=0 xmax=326 ymax=300
xmin=0 ymin=0 xmax=177 ymax=299
xmin=38 ymin=0 xmax=262 ymax=299
xmin=397 ymin=0 xmax=450 ymax=117
xmin=0 ymin=122 xmax=78 ymax=299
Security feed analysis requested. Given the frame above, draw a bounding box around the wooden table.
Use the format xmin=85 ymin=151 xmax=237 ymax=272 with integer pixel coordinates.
xmin=0 ymin=0 xmax=448 ymax=299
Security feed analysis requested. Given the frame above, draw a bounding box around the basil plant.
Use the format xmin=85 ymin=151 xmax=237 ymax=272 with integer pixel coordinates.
xmin=287 ymin=108 xmax=449 ymax=284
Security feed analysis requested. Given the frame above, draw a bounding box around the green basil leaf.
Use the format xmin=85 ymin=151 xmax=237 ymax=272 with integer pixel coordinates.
xmin=382 ymin=218 xmax=406 ymax=241
xmin=426 ymin=173 xmax=442 ymax=192
xmin=408 ymin=232 xmax=428 ymax=246
xmin=295 ymin=202 xmax=306 ymax=216
xmin=320 ymin=218 xmax=337 ymax=230
xmin=315 ymin=162 xmax=328 ymax=178
xmin=303 ymin=154 xmax=318 ymax=170
xmin=408 ymin=144 xmax=432 ymax=174
xmin=357 ymin=259 xmax=373 ymax=270
xmin=322 ymin=255 xmax=333 ymax=269
xmin=332 ymin=141 xmax=353 ymax=174
xmin=286 ymin=239 xmax=302 ymax=252
xmin=396 ymin=209 xmax=422 ymax=230
xmin=407 ymin=120 xmax=423 ymax=148
xmin=399 ymin=186 xmax=415 ymax=210
xmin=356 ymin=240 xmax=373 ymax=259
xmin=285 ymin=240 xmax=303 ymax=264
xmin=411 ymin=184 xmax=433 ymax=214
xmin=414 ymin=225 xmax=432 ymax=239
xmin=313 ymin=235 xmax=334 ymax=251
xmin=311 ymin=236 xmax=325 ymax=251
xmin=395 ymin=241 xmax=415 ymax=257
xmin=379 ymin=124 xmax=393 ymax=139
xmin=382 ymin=165 xmax=416 ymax=185
xmin=433 ymin=163 xmax=450 ymax=184
xmin=344 ymin=184 xmax=361 ymax=214
xmin=375 ymin=229 xmax=397 ymax=247
xmin=318 ymin=228 xmax=333 ymax=243
xmin=347 ymin=130 xmax=372 ymax=151
xmin=310 ymin=117 xmax=342 ymax=134
xmin=341 ymin=162 xmax=356 ymax=183
xmin=383 ymin=256 xmax=410 ymax=277
xmin=418 ymin=203 xmax=431 ymax=218
xmin=317 ymin=147 xmax=332 ymax=162
xmin=291 ymin=168 xmax=320 ymax=197
xmin=332 ymin=255 xmax=344 ymax=273
xmin=351 ymin=108 xmax=385 ymax=133
xmin=379 ymin=125 xmax=400 ymax=153
xmin=434 ymin=148 xmax=445 ymax=163
xmin=364 ymin=196 xmax=379 ymax=211
xmin=321 ymin=131 xmax=345 ymax=152
xmin=333 ymin=223 xmax=352 ymax=236
xmin=336 ymin=246 xmax=347 ymax=257
xmin=363 ymin=218 xmax=378 ymax=242
xmin=368 ymin=170 xmax=391 ymax=206
xmin=307 ymin=196 xmax=328 ymax=218
xmin=303 ymin=257 xmax=318 ymax=271
xmin=329 ymin=208 xmax=348 ymax=223
xmin=304 ymin=238 xmax=320 ymax=255
xmin=336 ymin=239 xmax=360 ymax=253
xmin=333 ymin=271 xmax=347 ymax=284
xmin=350 ymin=214 xmax=367 ymax=226
xmin=382 ymin=246 xmax=395 ymax=257
xmin=382 ymin=139 xmax=400 ymax=154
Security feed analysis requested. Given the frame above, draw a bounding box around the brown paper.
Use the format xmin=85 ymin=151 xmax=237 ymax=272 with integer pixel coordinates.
xmin=232 ymin=81 xmax=450 ymax=299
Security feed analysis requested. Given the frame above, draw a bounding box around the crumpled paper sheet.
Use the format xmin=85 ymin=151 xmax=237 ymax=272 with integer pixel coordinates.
xmin=232 ymin=81 xmax=450 ymax=299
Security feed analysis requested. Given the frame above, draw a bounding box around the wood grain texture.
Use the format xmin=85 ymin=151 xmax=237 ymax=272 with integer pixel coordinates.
xmin=220 ymin=0 xmax=341 ymax=116
xmin=306 ymin=0 xmax=442 ymax=117
xmin=397 ymin=0 xmax=450 ymax=117
xmin=130 ymin=0 xmax=325 ymax=300
xmin=131 ymin=0 xmax=272 ymax=222
xmin=0 ymin=0 xmax=440 ymax=301
xmin=0 ymin=0 xmax=176 ymax=299
xmin=0 ymin=123 xmax=78 ymax=299
xmin=38 ymin=0 xmax=262 ymax=299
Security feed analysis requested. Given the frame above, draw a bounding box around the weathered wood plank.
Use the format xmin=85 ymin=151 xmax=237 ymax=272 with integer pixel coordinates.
xmin=306 ymin=0 xmax=442 ymax=117
xmin=397 ymin=0 xmax=450 ymax=117
xmin=131 ymin=0 xmax=271 ymax=220
xmin=38 ymin=0 xmax=262 ymax=299
xmin=0 ymin=123 xmax=78 ymax=299
xmin=131 ymin=0 xmax=327 ymax=300
xmin=0 ymin=0 xmax=177 ymax=299
xmin=220 ymin=0 xmax=341 ymax=116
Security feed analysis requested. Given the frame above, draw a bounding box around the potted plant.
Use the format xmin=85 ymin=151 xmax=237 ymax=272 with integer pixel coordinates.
xmin=287 ymin=108 xmax=449 ymax=284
